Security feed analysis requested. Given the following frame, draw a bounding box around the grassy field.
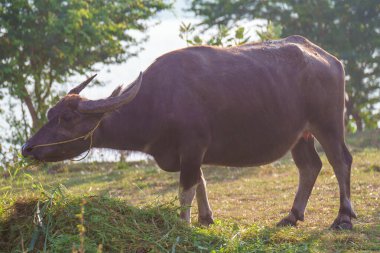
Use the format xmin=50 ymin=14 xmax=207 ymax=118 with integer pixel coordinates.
xmin=0 ymin=131 xmax=379 ymax=252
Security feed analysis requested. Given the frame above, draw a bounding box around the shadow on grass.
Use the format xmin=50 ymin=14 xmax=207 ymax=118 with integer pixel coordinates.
xmin=117 ymin=165 xmax=284 ymax=199
xmin=65 ymin=165 xmax=278 ymax=199
xmin=61 ymin=171 xmax=125 ymax=189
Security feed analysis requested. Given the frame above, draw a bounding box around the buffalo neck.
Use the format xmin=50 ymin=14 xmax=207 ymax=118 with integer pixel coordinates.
xmin=92 ymin=93 xmax=156 ymax=152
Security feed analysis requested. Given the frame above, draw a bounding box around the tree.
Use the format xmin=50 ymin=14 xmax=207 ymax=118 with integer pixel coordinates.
xmin=0 ymin=0 xmax=171 ymax=144
xmin=189 ymin=0 xmax=380 ymax=131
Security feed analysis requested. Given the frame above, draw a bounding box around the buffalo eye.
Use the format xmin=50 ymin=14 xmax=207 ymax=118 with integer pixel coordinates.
xmin=61 ymin=111 xmax=76 ymax=121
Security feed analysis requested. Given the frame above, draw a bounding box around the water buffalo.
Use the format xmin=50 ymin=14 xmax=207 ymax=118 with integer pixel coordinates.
xmin=22 ymin=35 xmax=356 ymax=229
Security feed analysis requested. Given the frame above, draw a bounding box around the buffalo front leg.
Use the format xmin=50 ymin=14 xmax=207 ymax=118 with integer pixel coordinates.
xmin=178 ymin=148 xmax=205 ymax=224
xmin=277 ymin=137 xmax=322 ymax=227
xmin=179 ymin=184 xmax=198 ymax=223
xmin=196 ymin=170 xmax=214 ymax=225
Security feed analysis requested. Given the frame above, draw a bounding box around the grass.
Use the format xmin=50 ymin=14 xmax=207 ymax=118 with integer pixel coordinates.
xmin=0 ymin=132 xmax=379 ymax=252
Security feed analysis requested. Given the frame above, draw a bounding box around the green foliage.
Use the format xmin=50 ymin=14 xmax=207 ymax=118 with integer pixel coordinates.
xmin=179 ymin=21 xmax=281 ymax=47
xmin=256 ymin=21 xmax=283 ymax=42
xmin=0 ymin=145 xmax=31 ymax=183
xmin=189 ymin=0 xmax=380 ymax=132
xmin=179 ymin=22 xmax=248 ymax=47
xmin=0 ymin=0 xmax=171 ymax=144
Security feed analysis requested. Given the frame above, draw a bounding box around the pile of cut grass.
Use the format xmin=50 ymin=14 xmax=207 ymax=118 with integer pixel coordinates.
xmin=0 ymin=192 xmax=221 ymax=252
xmin=0 ymin=191 xmax=322 ymax=253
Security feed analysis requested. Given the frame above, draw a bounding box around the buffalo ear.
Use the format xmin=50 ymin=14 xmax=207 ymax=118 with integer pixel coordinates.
xmin=77 ymin=72 xmax=143 ymax=114
xmin=68 ymin=74 xmax=97 ymax=95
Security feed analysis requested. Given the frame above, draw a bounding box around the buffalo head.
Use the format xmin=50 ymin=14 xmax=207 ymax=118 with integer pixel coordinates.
xmin=22 ymin=73 xmax=142 ymax=162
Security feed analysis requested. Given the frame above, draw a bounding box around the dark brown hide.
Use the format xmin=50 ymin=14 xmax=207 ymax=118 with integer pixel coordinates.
xmin=22 ymin=35 xmax=355 ymax=229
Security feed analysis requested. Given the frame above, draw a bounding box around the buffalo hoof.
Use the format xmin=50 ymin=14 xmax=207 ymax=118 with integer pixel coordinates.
xmin=330 ymin=216 xmax=353 ymax=230
xmin=277 ymin=212 xmax=298 ymax=227
xmin=277 ymin=217 xmax=297 ymax=227
xmin=198 ymin=215 xmax=214 ymax=226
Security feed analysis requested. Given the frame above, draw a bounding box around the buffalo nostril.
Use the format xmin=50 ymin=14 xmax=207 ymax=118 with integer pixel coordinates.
xmin=21 ymin=143 xmax=33 ymax=156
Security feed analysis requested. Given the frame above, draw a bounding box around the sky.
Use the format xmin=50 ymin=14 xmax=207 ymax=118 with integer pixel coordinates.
xmin=80 ymin=0 xmax=197 ymax=100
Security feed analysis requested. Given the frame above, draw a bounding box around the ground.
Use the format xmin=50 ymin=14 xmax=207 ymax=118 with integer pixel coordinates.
xmin=0 ymin=131 xmax=379 ymax=252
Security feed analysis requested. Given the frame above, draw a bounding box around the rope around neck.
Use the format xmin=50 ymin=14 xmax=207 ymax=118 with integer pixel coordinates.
xmin=31 ymin=119 xmax=103 ymax=161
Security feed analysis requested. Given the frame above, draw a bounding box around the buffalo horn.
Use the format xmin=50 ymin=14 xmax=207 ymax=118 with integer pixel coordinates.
xmin=109 ymin=85 xmax=122 ymax=98
xmin=68 ymin=74 xmax=97 ymax=95
xmin=77 ymin=72 xmax=143 ymax=113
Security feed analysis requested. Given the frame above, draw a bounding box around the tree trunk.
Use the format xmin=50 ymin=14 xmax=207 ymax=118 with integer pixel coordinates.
xmin=119 ymin=151 xmax=130 ymax=162
xmin=352 ymin=112 xmax=363 ymax=132
xmin=21 ymin=86 xmax=39 ymax=131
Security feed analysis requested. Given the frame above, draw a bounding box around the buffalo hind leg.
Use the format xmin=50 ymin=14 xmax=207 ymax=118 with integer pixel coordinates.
xmin=196 ymin=170 xmax=214 ymax=225
xmin=315 ymin=132 xmax=356 ymax=229
xmin=277 ymin=137 xmax=322 ymax=227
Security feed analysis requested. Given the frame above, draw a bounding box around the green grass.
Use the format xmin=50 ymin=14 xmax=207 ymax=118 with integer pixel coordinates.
xmin=0 ymin=133 xmax=379 ymax=252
